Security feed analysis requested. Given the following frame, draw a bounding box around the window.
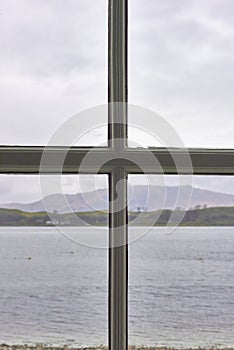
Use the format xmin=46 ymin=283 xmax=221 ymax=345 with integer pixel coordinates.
xmin=0 ymin=1 xmax=234 ymax=350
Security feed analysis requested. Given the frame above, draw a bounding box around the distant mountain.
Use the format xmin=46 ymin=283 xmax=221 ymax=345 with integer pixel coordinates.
xmin=1 ymin=186 xmax=234 ymax=214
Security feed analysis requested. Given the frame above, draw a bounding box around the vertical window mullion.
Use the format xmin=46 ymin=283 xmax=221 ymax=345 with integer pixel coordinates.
xmin=108 ymin=1 xmax=129 ymax=350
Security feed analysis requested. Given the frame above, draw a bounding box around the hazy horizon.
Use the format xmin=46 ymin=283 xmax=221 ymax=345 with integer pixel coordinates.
xmin=1 ymin=175 xmax=234 ymax=205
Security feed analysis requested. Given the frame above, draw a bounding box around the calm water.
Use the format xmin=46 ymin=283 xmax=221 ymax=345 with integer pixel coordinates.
xmin=0 ymin=227 xmax=234 ymax=347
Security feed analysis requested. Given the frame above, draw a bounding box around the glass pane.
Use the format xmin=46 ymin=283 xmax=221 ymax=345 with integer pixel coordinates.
xmin=0 ymin=175 xmax=108 ymax=347
xmin=129 ymin=0 xmax=234 ymax=148
xmin=129 ymin=175 xmax=234 ymax=347
xmin=0 ymin=1 xmax=107 ymax=145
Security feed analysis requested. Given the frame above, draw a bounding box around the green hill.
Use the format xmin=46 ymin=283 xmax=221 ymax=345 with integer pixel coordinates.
xmin=0 ymin=206 xmax=234 ymax=227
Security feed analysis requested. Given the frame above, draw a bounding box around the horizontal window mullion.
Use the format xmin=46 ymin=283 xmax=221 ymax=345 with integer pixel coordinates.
xmin=0 ymin=147 xmax=108 ymax=174
xmin=0 ymin=147 xmax=233 ymax=175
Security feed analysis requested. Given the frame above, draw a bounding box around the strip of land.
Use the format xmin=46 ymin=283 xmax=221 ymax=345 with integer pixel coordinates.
xmin=0 ymin=206 xmax=234 ymax=226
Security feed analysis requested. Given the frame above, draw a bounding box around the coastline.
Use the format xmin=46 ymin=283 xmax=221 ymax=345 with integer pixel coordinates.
xmin=1 ymin=346 xmax=234 ymax=350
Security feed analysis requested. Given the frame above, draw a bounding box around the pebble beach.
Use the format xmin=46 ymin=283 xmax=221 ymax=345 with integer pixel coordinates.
xmin=1 ymin=345 xmax=234 ymax=350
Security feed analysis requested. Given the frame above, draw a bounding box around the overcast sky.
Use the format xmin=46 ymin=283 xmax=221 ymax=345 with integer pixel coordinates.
xmin=0 ymin=0 xmax=234 ymax=202
xmin=130 ymin=0 xmax=234 ymax=147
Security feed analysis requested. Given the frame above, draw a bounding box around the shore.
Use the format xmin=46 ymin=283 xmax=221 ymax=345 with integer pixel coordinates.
xmin=1 ymin=346 xmax=234 ymax=350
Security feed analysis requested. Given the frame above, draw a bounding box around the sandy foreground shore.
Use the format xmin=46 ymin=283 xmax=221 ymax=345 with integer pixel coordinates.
xmin=1 ymin=346 xmax=234 ymax=350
